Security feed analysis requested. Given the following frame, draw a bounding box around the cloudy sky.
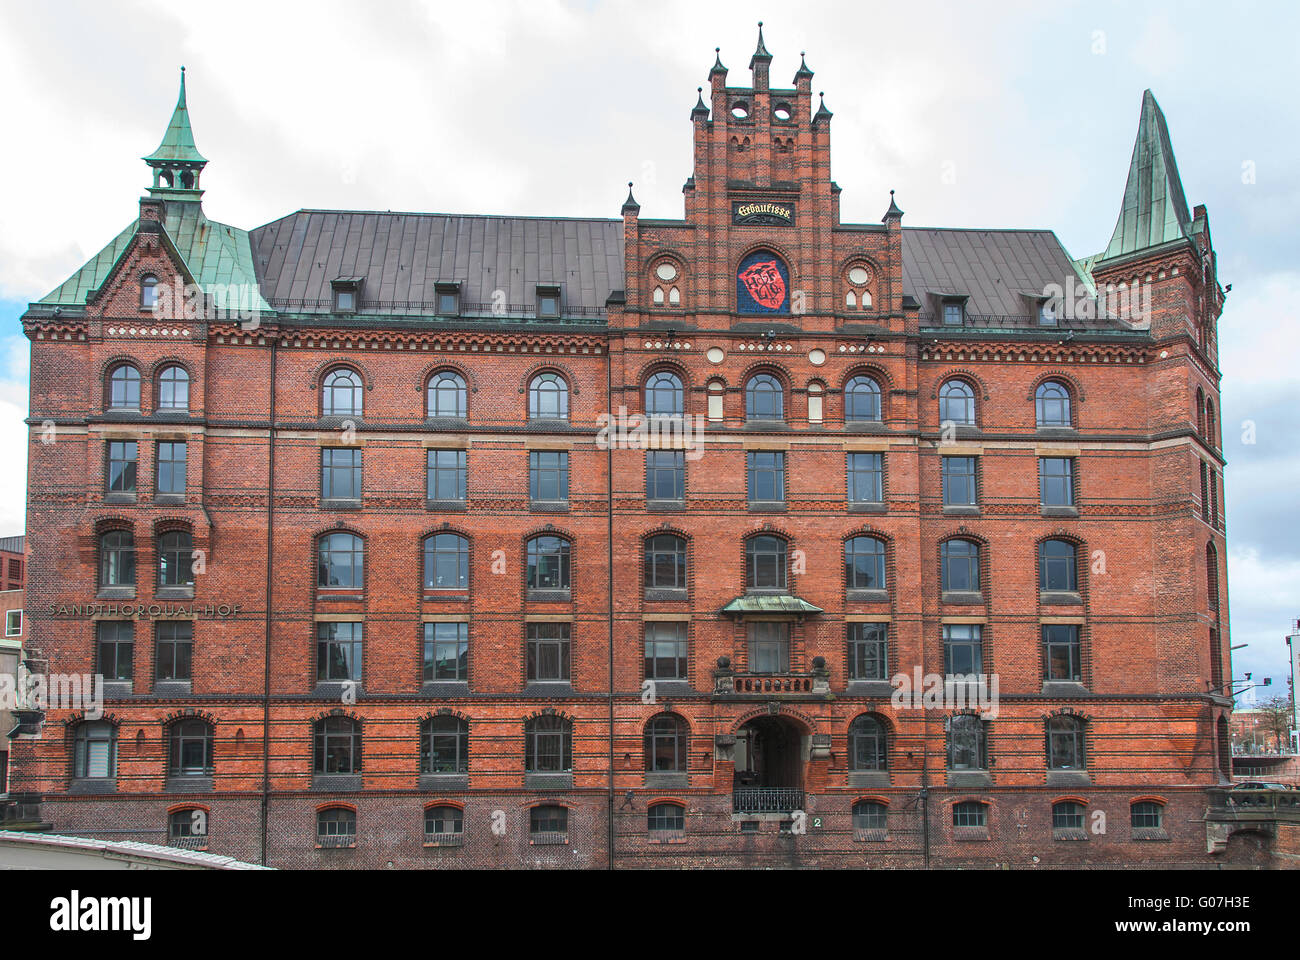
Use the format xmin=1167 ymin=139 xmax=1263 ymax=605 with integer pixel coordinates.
xmin=0 ymin=0 xmax=1295 ymax=695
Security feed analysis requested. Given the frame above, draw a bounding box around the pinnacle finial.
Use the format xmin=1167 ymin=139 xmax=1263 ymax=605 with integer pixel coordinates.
xmin=794 ymin=51 xmax=814 ymax=81
xmin=711 ymin=46 xmax=727 ymax=75
xmin=751 ymin=20 xmax=772 ymax=63
xmin=622 ymin=181 xmax=640 ymax=216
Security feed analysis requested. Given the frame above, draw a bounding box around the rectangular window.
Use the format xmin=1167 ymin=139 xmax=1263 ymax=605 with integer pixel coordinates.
xmin=316 ymin=621 xmax=363 ymax=683
xmin=1040 ymin=457 xmax=1075 ymax=507
xmin=422 ymin=621 xmax=468 ymax=682
xmin=97 ymin=621 xmax=134 ymax=681
xmin=847 ymin=622 xmax=888 ymax=680
xmin=335 ymin=289 xmax=355 ymax=312
xmin=529 ymin=451 xmax=569 ymax=503
xmin=747 ymin=451 xmax=785 ymax=504
xmin=847 ymin=453 xmax=883 ymax=503
xmin=106 ymin=441 xmax=137 ymax=495
xmin=1043 ymin=624 xmax=1081 ymax=682
xmin=643 ymin=621 xmax=688 ymax=680
xmin=943 ymin=624 xmax=983 ymax=676
xmin=941 ymin=456 xmax=977 ymax=506
xmin=426 ymin=449 xmax=467 ymax=502
xmin=5 ymin=609 xmax=21 ymax=637
xmin=321 ymin=448 xmax=361 ymax=501
xmin=646 ymin=450 xmax=685 ymax=501
xmin=156 ymin=621 xmax=193 ymax=682
xmin=437 ymin=292 xmax=459 ymax=315
xmin=156 ymin=441 xmax=187 ymax=496
xmin=526 ymin=622 xmax=571 ymax=682
xmin=747 ymin=621 xmax=789 ymax=674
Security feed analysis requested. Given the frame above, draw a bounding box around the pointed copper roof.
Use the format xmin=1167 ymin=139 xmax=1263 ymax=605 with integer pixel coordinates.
xmin=710 ymin=47 xmax=727 ymax=76
xmin=794 ymin=51 xmax=814 ymax=81
xmin=621 ymin=182 xmax=640 ymax=216
xmin=749 ymin=21 xmax=772 ymax=69
xmin=813 ymin=91 xmax=833 ymax=123
xmin=691 ymin=86 xmax=709 ymax=119
xmin=143 ymin=67 xmax=207 ymax=164
xmin=1100 ymin=90 xmax=1194 ymax=261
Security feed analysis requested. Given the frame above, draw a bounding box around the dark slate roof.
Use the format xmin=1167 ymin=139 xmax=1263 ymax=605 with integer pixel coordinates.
xmin=900 ymin=227 xmax=1091 ymax=320
xmin=249 ymin=211 xmax=624 ymax=317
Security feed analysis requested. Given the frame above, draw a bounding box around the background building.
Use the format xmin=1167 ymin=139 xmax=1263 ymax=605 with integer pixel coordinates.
xmin=0 ymin=535 xmax=25 ymax=798
xmin=13 ymin=30 xmax=1267 ymax=867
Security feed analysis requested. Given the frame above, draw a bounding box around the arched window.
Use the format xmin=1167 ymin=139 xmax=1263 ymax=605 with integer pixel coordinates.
xmin=645 ymin=371 xmax=684 ymax=416
xmin=99 ymin=530 xmax=136 ymax=588
xmin=168 ymin=718 xmax=214 ymax=776
xmin=1035 ymin=380 xmax=1071 ymax=427
xmin=1195 ymin=387 xmax=1205 ymax=435
xmin=848 ymin=715 xmax=888 ymax=770
xmin=1047 ymin=716 xmax=1085 ymax=769
xmin=648 ymin=802 xmax=685 ymax=834
xmin=938 ymin=379 xmax=975 ymax=426
xmin=706 ymin=380 xmax=725 ymax=421
xmin=952 ymin=800 xmax=987 ymax=827
xmin=1038 ymin=539 xmax=1077 ymax=592
xmin=1205 ymin=399 xmax=1216 ymax=447
xmin=807 ymin=382 xmax=824 ymax=424
xmin=423 ymin=533 xmax=469 ymax=591
xmin=168 ymin=808 xmax=208 ymax=845
xmin=845 ymin=290 xmax=857 ymax=308
xmin=420 ymin=715 xmax=468 ymax=774
xmin=424 ymin=805 xmax=464 ymax=841
xmin=1130 ymin=800 xmax=1164 ymax=830
xmin=940 ymin=539 xmax=980 ymax=593
xmin=845 ymin=536 xmax=887 ymax=590
xmin=745 ymin=535 xmax=787 ymax=590
xmin=529 ymin=804 xmax=568 ymax=840
xmin=1206 ymin=542 xmax=1220 ymax=619
xmin=1052 ymin=801 xmax=1085 ymax=831
xmin=845 ymin=375 xmax=882 ymax=422
xmin=524 ymin=714 xmax=572 ymax=772
xmin=318 ymin=532 xmax=364 ymax=589
xmin=313 ymin=716 xmax=361 ymax=774
xmin=72 ymin=720 xmax=117 ymax=779
xmin=158 ymin=530 xmax=194 ymax=588
xmin=745 ymin=373 xmax=784 ymax=421
xmin=316 ymin=807 xmax=356 ymax=845
xmin=141 ymin=275 xmax=159 ymax=310
xmin=322 ymin=368 xmax=362 ymax=417
xmin=157 ymin=365 xmax=190 ymax=411
xmin=644 ymin=714 xmax=688 ymax=772
xmin=852 ymin=800 xmax=888 ymax=832
xmin=644 ymin=534 xmax=687 ymax=589
xmin=668 ymin=286 xmax=681 ymax=306
xmin=427 ymin=371 xmax=467 ymax=418
xmin=653 ymin=287 xmax=665 ymax=304
xmin=107 ymin=364 xmax=141 ymax=410
xmin=528 ymin=372 xmax=569 ymax=421
xmin=947 ymin=715 xmax=986 ymax=770
xmin=526 ymin=536 xmax=571 ymax=591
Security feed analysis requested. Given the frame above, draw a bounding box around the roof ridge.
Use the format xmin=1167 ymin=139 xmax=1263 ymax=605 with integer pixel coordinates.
xmin=265 ymin=208 xmax=624 ymax=225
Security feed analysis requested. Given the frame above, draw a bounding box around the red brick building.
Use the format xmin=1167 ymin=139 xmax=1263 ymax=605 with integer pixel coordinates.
xmin=11 ymin=30 xmax=1239 ymax=867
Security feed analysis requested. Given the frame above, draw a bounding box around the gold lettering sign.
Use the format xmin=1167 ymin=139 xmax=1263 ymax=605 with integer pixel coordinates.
xmin=733 ymin=201 xmax=795 ymax=226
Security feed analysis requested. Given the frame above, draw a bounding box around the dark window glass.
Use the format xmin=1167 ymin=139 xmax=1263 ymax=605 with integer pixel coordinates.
xmin=427 ymin=371 xmax=467 ymax=418
xmin=156 ymin=621 xmax=193 ymax=682
xmin=524 ymin=716 xmax=572 ymax=772
xmin=847 ymin=622 xmax=887 ymax=680
xmin=942 ymin=302 xmax=965 ymax=327
xmin=747 ymin=451 xmax=785 ymax=503
xmin=156 ymin=441 xmax=187 ymax=496
xmin=99 ymin=531 xmax=135 ymax=588
xmin=158 ymin=530 xmax=194 ymax=588
xmin=747 ymin=621 xmax=789 ymax=673
xmin=646 ymin=450 xmax=685 ymax=501
xmin=1039 ymin=540 xmax=1077 ymax=592
xmin=426 ymin=449 xmax=467 ymax=502
xmin=437 ymin=291 xmax=459 ymax=315
xmin=529 ymin=803 xmax=568 ymax=834
xmin=316 ymin=807 xmax=356 ymax=841
xmin=645 ymin=372 xmax=684 ymax=416
xmin=845 ymin=536 xmax=886 ymax=590
xmin=108 ymin=365 xmax=141 ymax=410
xmin=941 ymin=539 xmax=980 ymax=593
xmin=952 ymin=801 xmax=987 ymax=827
xmin=1043 ymin=624 xmax=1081 ymax=682
xmin=106 ymin=441 xmax=137 ymax=494
xmin=526 ymin=536 xmax=571 ymax=590
xmin=947 ymin=717 xmax=986 ymax=770
xmin=745 ymin=535 xmax=787 ymax=590
xmin=941 ymin=456 xmax=977 ymax=506
xmin=168 ymin=718 xmax=212 ymax=775
xmin=97 ymin=621 xmax=133 ymax=681
xmin=648 ymin=802 xmax=685 ymax=833
xmin=423 ymin=533 xmax=468 ymax=591
xmin=321 ymin=448 xmax=361 ymax=500
xmin=420 ymin=716 xmax=468 ymax=773
xmin=1035 ymin=381 xmax=1071 ymax=427
xmin=943 ymin=624 xmax=983 ymax=676
xmin=422 ymin=621 xmax=468 ymax=682
xmin=318 ymin=532 xmax=364 ymax=589
xmin=848 ymin=715 xmax=888 ymax=770
xmin=73 ymin=721 xmax=117 ymax=779
xmin=847 ymin=452 xmax=883 ymax=503
xmin=169 ymin=808 xmax=207 ymax=839
xmin=313 ymin=718 xmax=361 ymax=774
xmin=322 ymin=369 xmax=362 ymax=417
xmin=158 ymin=366 xmax=190 ymax=411
xmin=1131 ymin=802 xmax=1163 ymax=830
xmin=526 ymin=622 xmax=571 ymax=682
xmin=745 ymin=374 xmax=784 ymax=420
xmin=529 ymin=450 xmax=569 ymax=502
xmin=644 ymin=714 xmax=687 ymax=771
xmin=1047 ymin=716 xmax=1085 ymax=769
xmin=643 ymin=535 xmax=687 ymax=589
xmin=316 ymin=621 xmax=363 ymax=683
xmin=938 ymin=380 xmax=975 ymax=425
xmin=1040 ymin=457 xmax=1074 ymax=506
xmin=528 ymin=373 xmax=569 ymax=420
xmin=644 ymin=621 xmax=687 ymax=680
xmin=424 ymin=805 xmax=463 ymax=837
xmin=1052 ymin=801 xmax=1084 ymax=830
xmin=852 ymin=800 xmax=888 ymax=831
xmin=845 ymin=376 xmax=882 ymax=421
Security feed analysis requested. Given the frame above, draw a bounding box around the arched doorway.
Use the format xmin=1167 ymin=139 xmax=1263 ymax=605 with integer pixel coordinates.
xmin=734 ymin=715 xmax=805 ymax=813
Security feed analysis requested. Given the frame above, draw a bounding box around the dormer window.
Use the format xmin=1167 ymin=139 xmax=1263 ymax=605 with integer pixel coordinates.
xmin=331 ymin=278 xmax=363 ymax=314
xmin=435 ymin=282 xmax=461 ymax=316
xmin=942 ymin=301 xmax=965 ymax=326
xmin=536 ymin=285 xmax=561 ymax=319
xmin=1038 ymin=298 xmax=1058 ymax=326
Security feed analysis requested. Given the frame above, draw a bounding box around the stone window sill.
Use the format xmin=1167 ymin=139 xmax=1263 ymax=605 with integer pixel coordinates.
xmin=847 ymin=501 xmax=887 ymax=513
xmin=942 ymin=505 xmax=980 ymax=516
xmin=425 ymin=499 xmax=467 ymax=512
xmin=529 ymin=500 xmax=570 ymax=513
xmin=1041 ymin=506 xmax=1079 ymax=518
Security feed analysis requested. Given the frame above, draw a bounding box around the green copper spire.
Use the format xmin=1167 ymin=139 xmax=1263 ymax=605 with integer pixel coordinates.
xmin=144 ymin=67 xmax=207 ymax=201
xmin=1100 ymin=89 xmax=1194 ymax=261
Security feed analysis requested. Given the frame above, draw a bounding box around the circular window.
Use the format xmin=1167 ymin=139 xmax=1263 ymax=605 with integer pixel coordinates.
xmin=848 ymin=266 xmax=870 ymax=285
xmin=773 ymin=104 xmax=792 ymax=122
xmin=706 ymin=347 xmax=725 ymax=364
xmin=808 ymin=349 xmax=826 ymax=366
xmin=655 ymin=262 xmax=678 ymax=282
xmin=731 ymin=102 xmax=750 ymax=119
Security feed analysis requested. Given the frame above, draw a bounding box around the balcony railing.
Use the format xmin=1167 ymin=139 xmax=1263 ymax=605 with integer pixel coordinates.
xmin=733 ymin=787 xmax=805 ymax=814
xmin=732 ymin=673 xmax=814 ymax=695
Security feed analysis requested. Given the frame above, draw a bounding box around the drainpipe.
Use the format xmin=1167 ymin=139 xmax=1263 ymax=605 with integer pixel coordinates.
xmin=259 ymin=335 xmax=278 ymax=866
xmin=605 ymin=337 xmax=615 ymax=871
xmin=920 ymin=721 xmax=930 ymax=869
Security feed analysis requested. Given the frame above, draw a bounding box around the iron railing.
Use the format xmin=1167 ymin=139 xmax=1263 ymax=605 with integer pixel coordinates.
xmin=733 ymin=787 xmax=805 ymax=814
xmin=918 ymin=312 xmax=1142 ymax=334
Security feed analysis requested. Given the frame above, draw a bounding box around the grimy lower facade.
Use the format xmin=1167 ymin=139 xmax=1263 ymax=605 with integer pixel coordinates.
xmin=12 ymin=29 xmax=1250 ymax=868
